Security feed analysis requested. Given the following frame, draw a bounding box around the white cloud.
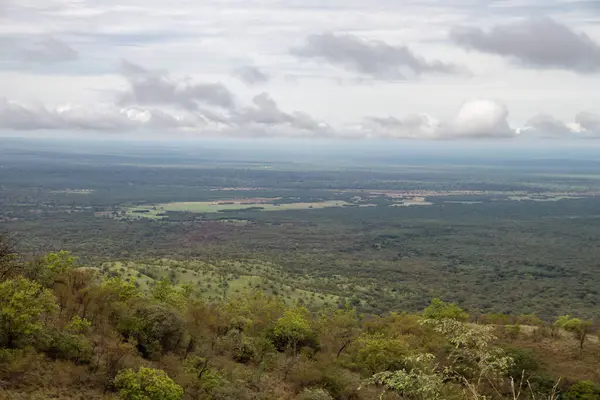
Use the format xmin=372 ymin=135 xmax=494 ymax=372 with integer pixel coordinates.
xmin=359 ymin=100 xmax=515 ymax=140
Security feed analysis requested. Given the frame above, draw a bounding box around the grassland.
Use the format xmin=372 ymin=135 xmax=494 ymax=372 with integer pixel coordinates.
xmin=102 ymin=258 xmax=343 ymax=308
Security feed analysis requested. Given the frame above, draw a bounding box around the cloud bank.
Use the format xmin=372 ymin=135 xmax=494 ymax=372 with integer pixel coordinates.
xmin=521 ymin=112 xmax=600 ymax=138
xmin=3 ymin=91 xmax=600 ymax=141
xmin=292 ymin=33 xmax=464 ymax=80
xmin=451 ymin=18 xmax=600 ymax=73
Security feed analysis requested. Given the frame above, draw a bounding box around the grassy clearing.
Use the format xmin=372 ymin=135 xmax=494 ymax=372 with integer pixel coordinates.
xmin=101 ymin=258 xmax=343 ymax=308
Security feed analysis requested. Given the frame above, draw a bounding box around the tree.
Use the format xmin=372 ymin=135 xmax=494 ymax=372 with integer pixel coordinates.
xmin=0 ymin=277 xmax=58 ymax=347
xmin=422 ymin=318 xmax=514 ymax=397
xmin=423 ymin=298 xmax=468 ymax=321
xmin=555 ymin=315 xmax=593 ymax=353
xmin=354 ymin=334 xmax=409 ymax=374
xmin=151 ymin=277 xmax=185 ymax=308
xmin=119 ymin=304 xmax=187 ymax=359
xmin=0 ymin=233 xmax=19 ymax=281
xmin=318 ymin=306 xmax=361 ymax=358
xmin=272 ymin=307 xmax=313 ymax=356
xmin=42 ymin=250 xmax=77 ymax=275
xmin=113 ymin=367 xmax=183 ymax=400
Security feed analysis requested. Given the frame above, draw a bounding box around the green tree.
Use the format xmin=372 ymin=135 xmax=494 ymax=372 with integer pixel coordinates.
xmin=0 ymin=233 xmax=19 ymax=281
xmin=423 ymin=298 xmax=468 ymax=321
xmin=272 ymin=307 xmax=313 ymax=356
xmin=564 ymin=380 xmax=600 ymax=400
xmin=102 ymin=277 xmax=140 ymax=301
xmin=0 ymin=277 xmax=58 ymax=347
xmin=151 ymin=277 xmax=185 ymax=308
xmin=119 ymin=304 xmax=186 ymax=359
xmin=354 ymin=334 xmax=409 ymax=374
xmin=42 ymin=250 xmax=77 ymax=275
xmin=113 ymin=367 xmax=183 ymax=400
xmin=555 ymin=316 xmax=593 ymax=353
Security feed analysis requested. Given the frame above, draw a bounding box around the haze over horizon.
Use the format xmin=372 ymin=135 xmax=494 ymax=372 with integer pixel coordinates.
xmin=1 ymin=0 xmax=600 ymax=141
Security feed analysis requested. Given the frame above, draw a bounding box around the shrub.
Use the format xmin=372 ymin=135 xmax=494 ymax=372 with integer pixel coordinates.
xmin=564 ymin=380 xmax=600 ymax=400
xmin=114 ymin=367 xmax=183 ymax=400
xmin=42 ymin=330 xmax=93 ymax=364
xmin=295 ymin=388 xmax=334 ymax=400
xmin=423 ymin=298 xmax=468 ymax=321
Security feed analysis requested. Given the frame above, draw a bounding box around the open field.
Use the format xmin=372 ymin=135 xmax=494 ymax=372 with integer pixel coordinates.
xmin=103 ymin=258 xmax=343 ymax=308
xmin=121 ymin=199 xmax=352 ymax=218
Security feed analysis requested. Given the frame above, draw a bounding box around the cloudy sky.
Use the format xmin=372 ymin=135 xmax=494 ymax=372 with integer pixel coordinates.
xmin=1 ymin=0 xmax=600 ymax=140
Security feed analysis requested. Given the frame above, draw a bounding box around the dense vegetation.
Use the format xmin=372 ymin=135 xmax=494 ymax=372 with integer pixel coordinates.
xmin=0 ymin=235 xmax=599 ymax=399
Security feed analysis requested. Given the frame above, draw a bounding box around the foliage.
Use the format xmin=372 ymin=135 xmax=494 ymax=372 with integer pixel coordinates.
xmin=272 ymin=307 xmax=314 ymax=354
xmin=423 ymin=298 xmax=469 ymax=321
xmin=563 ymin=380 xmax=600 ymax=400
xmin=555 ymin=316 xmax=593 ymax=351
xmin=119 ymin=304 xmax=186 ymax=359
xmin=295 ymin=387 xmax=334 ymax=400
xmin=361 ymin=353 xmax=446 ymax=400
xmin=151 ymin=277 xmax=185 ymax=308
xmin=354 ymin=334 xmax=409 ymax=374
xmin=102 ymin=277 xmax=140 ymax=301
xmin=422 ymin=318 xmax=514 ymax=396
xmin=0 ymin=233 xmax=19 ymax=281
xmin=0 ymin=277 xmax=58 ymax=347
xmin=42 ymin=251 xmax=77 ymax=275
xmin=113 ymin=367 xmax=183 ymax=400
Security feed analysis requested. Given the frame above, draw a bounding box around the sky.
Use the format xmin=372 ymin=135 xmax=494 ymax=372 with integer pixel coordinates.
xmin=1 ymin=0 xmax=600 ymax=141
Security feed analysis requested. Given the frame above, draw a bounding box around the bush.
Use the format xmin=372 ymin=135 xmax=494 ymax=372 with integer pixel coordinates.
xmin=42 ymin=330 xmax=93 ymax=364
xmin=118 ymin=304 xmax=186 ymax=359
xmin=563 ymin=380 xmax=600 ymax=400
xmin=295 ymin=388 xmax=334 ymax=400
xmin=233 ymin=340 xmax=257 ymax=364
xmin=114 ymin=367 xmax=183 ymax=400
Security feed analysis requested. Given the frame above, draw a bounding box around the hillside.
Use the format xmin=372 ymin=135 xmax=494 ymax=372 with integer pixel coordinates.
xmin=1 ymin=236 xmax=599 ymax=400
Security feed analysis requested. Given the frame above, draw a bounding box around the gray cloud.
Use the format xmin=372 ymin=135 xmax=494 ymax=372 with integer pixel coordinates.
xmin=119 ymin=61 xmax=236 ymax=111
xmin=233 ymin=65 xmax=270 ymax=85
xmin=20 ymin=37 xmax=78 ymax=63
xmin=291 ymin=32 xmax=463 ymax=80
xmin=451 ymin=18 xmax=600 ymax=73
xmin=230 ymin=93 xmax=330 ymax=136
xmin=0 ymin=92 xmax=329 ymax=137
xmin=0 ymin=98 xmax=198 ymax=131
xmin=575 ymin=111 xmax=600 ymax=134
xmin=521 ymin=114 xmax=574 ymax=137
